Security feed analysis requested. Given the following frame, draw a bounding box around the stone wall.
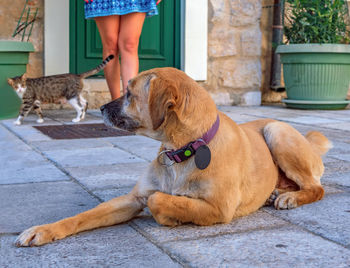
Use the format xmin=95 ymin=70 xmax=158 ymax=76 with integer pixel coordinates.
xmin=203 ymin=0 xmax=263 ymax=106
xmin=0 ymin=0 xmax=44 ymax=77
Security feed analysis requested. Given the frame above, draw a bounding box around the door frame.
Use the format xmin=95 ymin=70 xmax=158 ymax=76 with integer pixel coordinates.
xmin=44 ymin=0 xmax=207 ymax=81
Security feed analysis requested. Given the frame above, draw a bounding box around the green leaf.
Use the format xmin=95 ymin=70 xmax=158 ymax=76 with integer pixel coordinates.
xmin=284 ymin=0 xmax=350 ymax=44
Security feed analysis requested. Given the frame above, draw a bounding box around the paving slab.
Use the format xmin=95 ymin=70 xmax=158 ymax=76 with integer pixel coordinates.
xmin=322 ymin=122 xmax=350 ymax=131
xmin=321 ymin=185 xmax=345 ymax=194
xmin=322 ymin=157 xmax=350 ymax=188
xmin=323 ymin=155 xmax=346 ymax=165
xmin=293 ymin=110 xmax=350 ymax=121
xmin=289 ymin=123 xmax=350 ymax=144
xmin=0 ymin=127 xmax=68 ymax=184
xmin=263 ymin=192 xmax=350 ymax=247
xmin=1 ymin=120 xmax=52 ymax=142
xmin=238 ymin=107 xmax=321 ymax=120
xmin=0 ymin=225 xmax=181 ymax=268
xmin=43 ymin=147 xmax=146 ymax=168
xmin=93 ymin=187 xmax=134 ymax=202
xmin=331 ymin=153 xmax=350 ymax=163
xmin=0 ymin=124 xmax=32 ymax=150
xmin=131 ymin=210 xmax=288 ymax=244
xmin=277 ymin=115 xmax=345 ymax=126
xmin=106 ymin=135 xmax=161 ymax=162
xmin=67 ymin=162 xmax=148 ymax=191
xmin=327 ymin=141 xmax=350 ymax=157
xmin=217 ymin=111 xmax=265 ymax=124
xmin=44 ymin=109 xmax=101 ymax=123
xmin=323 ymin=172 xmax=350 ymax=188
xmin=1 ymin=114 xmax=59 ymax=126
xmin=0 ymin=181 xmax=99 ymax=233
xmin=161 ymin=226 xmax=350 ymax=268
xmin=0 ymin=162 xmax=68 ymax=185
xmin=277 ymin=115 xmax=345 ymax=125
xmin=31 ymin=138 xmax=114 ymax=151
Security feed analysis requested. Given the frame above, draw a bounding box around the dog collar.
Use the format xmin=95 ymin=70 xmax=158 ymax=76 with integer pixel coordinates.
xmin=159 ymin=115 xmax=220 ymax=166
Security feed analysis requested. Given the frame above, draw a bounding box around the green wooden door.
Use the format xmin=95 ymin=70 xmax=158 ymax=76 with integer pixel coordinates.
xmin=70 ymin=0 xmax=180 ymax=76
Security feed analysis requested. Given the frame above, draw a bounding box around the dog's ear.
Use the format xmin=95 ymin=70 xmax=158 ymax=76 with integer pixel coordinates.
xmin=21 ymin=73 xmax=27 ymax=81
xmin=7 ymin=78 xmax=14 ymax=86
xmin=148 ymin=76 xmax=179 ymax=130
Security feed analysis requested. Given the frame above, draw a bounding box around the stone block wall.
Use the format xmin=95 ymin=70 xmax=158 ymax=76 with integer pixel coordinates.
xmin=203 ymin=0 xmax=263 ymax=106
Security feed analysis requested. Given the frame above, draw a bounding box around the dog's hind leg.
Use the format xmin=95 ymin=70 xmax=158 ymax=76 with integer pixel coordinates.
xmin=263 ymin=121 xmax=331 ymax=210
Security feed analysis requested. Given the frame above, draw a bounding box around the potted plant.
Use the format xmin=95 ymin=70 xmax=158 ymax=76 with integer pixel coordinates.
xmin=276 ymin=0 xmax=350 ymax=109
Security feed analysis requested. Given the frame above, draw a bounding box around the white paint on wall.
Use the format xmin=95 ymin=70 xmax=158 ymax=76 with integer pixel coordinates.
xmin=184 ymin=0 xmax=208 ymax=81
xmin=44 ymin=0 xmax=69 ymax=75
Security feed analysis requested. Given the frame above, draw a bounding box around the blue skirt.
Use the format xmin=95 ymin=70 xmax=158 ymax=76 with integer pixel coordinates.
xmin=84 ymin=0 xmax=158 ymax=19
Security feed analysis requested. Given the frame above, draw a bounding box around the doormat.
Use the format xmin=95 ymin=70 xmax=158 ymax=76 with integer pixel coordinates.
xmin=33 ymin=123 xmax=134 ymax=139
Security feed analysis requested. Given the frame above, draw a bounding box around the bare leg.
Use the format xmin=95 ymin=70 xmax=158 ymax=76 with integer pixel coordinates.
xmin=95 ymin=15 xmax=121 ymax=100
xmin=118 ymin=12 xmax=146 ymax=94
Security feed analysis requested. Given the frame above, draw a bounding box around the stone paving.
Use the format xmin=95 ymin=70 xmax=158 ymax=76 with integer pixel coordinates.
xmin=0 ymin=105 xmax=349 ymax=267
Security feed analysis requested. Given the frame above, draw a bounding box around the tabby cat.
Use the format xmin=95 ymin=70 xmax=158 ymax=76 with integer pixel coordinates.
xmin=7 ymin=55 xmax=114 ymax=125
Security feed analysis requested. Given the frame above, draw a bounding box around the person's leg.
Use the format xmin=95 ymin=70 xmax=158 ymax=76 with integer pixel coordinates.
xmin=118 ymin=12 xmax=146 ymax=94
xmin=95 ymin=15 xmax=121 ymax=100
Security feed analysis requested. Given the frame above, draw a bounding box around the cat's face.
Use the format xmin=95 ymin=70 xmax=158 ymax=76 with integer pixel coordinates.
xmin=7 ymin=74 xmax=27 ymax=98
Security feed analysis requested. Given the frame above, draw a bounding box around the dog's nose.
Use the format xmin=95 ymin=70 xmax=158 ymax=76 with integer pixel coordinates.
xmin=100 ymin=104 xmax=106 ymax=112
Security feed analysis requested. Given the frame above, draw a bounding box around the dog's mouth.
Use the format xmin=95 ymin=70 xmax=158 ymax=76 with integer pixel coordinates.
xmin=100 ymin=100 xmax=140 ymax=132
xmin=102 ymin=110 xmax=139 ymax=132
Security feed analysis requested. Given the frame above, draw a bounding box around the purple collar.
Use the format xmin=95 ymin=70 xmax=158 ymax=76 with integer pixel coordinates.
xmin=161 ymin=115 xmax=220 ymax=164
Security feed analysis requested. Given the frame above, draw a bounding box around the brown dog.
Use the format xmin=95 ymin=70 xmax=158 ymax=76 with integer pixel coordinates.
xmin=15 ymin=67 xmax=331 ymax=247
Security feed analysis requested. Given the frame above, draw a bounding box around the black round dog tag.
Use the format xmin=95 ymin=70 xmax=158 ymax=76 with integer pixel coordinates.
xmin=195 ymin=145 xmax=211 ymax=170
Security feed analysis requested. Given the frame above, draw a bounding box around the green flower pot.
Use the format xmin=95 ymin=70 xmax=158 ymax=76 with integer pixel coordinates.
xmin=0 ymin=41 xmax=34 ymax=120
xmin=276 ymin=44 xmax=350 ymax=109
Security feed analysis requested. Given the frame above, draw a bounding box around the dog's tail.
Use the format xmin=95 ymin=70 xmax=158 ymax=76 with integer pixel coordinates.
xmin=79 ymin=55 xmax=114 ymax=78
xmin=305 ymin=131 xmax=332 ymax=156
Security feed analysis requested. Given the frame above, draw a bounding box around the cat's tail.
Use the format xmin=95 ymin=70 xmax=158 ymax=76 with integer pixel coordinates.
xmin=79 ymin=55 xmax=114 ymax=78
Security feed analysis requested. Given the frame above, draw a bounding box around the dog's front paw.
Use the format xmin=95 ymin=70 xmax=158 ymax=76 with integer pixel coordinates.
xmin=36 ymin=118 xmax=44 ymax=124
xmin=148 ymin=192 xmax=181 ymax=227
xmin=13 ymin=120 xmax=22 ymax=126
xmin=72 ymin=118 xmax=81 ymax=123
xmin=15 ymin=224 xmax=57 ymax=247
xmin=153 ymin=214 xmax=181 ymax=227
xmin=274 ymin=192 xmax=298 ymax=210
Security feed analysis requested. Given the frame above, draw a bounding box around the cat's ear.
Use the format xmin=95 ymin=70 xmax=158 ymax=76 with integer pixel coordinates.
xmin=7 ymin=78 xmax=14 ymax=86
xmin=21 ymin=73 xmax=27 ymax=81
